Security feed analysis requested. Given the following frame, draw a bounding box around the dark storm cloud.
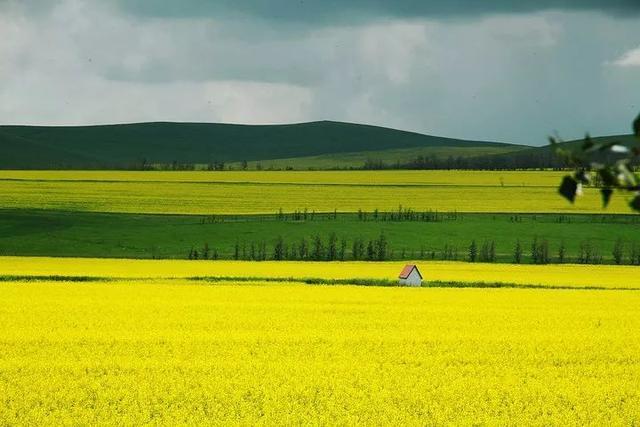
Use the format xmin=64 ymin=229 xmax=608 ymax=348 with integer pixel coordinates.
xmin=2 ymin=0 xmax=639 ymax=145
xmin=119 ymin=0 xmax=640 ymax=22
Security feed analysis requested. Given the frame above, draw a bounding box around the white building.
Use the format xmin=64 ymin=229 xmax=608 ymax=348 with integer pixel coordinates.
xmin=398 ymin=264 xmax=422 ymax=287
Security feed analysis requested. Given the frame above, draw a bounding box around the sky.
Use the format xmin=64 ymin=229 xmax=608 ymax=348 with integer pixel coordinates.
xmin=1 ymin=0 xmax=639 ymax=145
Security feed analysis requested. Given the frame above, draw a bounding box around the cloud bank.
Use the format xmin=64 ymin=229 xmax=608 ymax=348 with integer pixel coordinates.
xmin=0 ymin=0 xmax=639 ymax=145
xmin=613 ymin=46 xmax=640 ymax=67
xmin=118 ymin=0 xmax=640 ymax=22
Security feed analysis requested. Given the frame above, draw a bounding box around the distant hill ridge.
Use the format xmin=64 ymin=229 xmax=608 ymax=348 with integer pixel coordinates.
xmin=0 ymin=120 xmax=527 ymax=169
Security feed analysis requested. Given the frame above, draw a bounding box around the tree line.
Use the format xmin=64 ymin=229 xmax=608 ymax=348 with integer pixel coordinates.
xmin=231 ymin=233 xmax=389 ymax=261
xmin=276 ymin=208 xmax=458 ymax=222
xmin=361 ymin=151 xmax=639 ymax=171
xmin=185 ymin=236 xmax=640 ymax=265
xmin=196 ymin=210 xmax=640 ymax=225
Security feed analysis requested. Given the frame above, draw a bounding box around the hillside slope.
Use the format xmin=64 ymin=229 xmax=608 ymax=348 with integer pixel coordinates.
xmin=0 ymin=121 xmax=525 ymax=169
xmin=483 ymin=134 xmax=638 ymax=169
xmin=229 ymin=145 xmax=527 ymax=170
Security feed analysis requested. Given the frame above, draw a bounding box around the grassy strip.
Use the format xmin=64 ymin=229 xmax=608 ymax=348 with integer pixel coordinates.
xmin=2 ymin=208 xmax=639 ymax=263
xmin=188 ymin=276 xmax=640 ymax=291
xmin=423 ymin=280 xmax=640 ymax=291
xmin=1 ymin=274 xmax=637 ymax=291
xmin=187 ymin=276 xmax=395 ymax=287
xmin=0 ymin=275 xmax=114 ymax=282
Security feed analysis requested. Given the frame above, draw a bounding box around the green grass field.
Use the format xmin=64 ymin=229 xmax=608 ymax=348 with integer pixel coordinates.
xmin=1 ymin=209 xmax=638 ymax=263
xmin=1 ymin=170 xmax=638 ymax=264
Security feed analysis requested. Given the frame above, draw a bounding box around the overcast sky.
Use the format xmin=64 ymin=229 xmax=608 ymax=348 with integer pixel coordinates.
xmin=1 ymin=0 xmax=639 ymax=145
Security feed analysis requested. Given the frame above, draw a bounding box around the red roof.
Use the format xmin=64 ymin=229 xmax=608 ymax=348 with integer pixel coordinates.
xmin=399 ymin=264 xmax=422 ymax=279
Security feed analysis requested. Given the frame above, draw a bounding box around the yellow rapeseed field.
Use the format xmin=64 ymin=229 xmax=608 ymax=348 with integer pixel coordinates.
xmin=1 ymin=280 xmax=638 ymax=425
xmin=1 ymin=256 xmax=639 ymax=289
xmin=0 ymin=169 xmax=567 ymax=186
xmin=0 ymin=170 xmax=631 ymax=214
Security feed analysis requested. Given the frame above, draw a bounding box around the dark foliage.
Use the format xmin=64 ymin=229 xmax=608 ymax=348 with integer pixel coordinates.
xmin=555 ymin=113 xmax=640 ymax=212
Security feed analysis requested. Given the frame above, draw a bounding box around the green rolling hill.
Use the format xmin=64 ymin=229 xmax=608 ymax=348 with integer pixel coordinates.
xmin=481 ymin=134 xmax=639 ymax=169
xmin=229 ymin=145 xmax=528 ymax=170
xmin=237 ymin=134 xmax=638 ymax=170
xmin=0 ymin=120 xmax=527 ymax=169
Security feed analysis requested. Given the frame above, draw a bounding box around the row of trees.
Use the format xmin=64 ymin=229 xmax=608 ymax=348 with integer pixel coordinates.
xmin=611 ymin=239 xmax=640 ymax=265
xmin=449 ymin=238 xmax=636 ymax=265
xmin=276 ymin=208 xmax=319 ymax=221
xmin=126 ymin=153 xmax=565 ymax=171
xmin=231 ymin=233 xmax=390 ymax=261
xmin=154 ymin=160 xmax=235 ymax=171
xmin=188 ymin=243 xmax=219 ymax=260
xmin=361 ymin=150 xmax=639 ymax=171
xmin=197 ymin=210 xmax=640 ymax=225
xmin=357 ymin=207 xmax=459 ymax=222
xmin=185 ymin=237 xmax=640 ymax=265
xmin=507 ymin=238 xmax=640 ymax=265
xmin=275 ymin=208 xmax=458 ymax=222
xmin=468 ymin=240 xmax=498 ymax=263
xmin=362 ymin=152 xmax=565 ymax=171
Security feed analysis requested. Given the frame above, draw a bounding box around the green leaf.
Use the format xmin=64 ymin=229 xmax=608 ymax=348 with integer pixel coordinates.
xmin=634 ymin=113 xmax=640 ymax=137
xmin=601 ymin=188 xmax=613 ymax=208
xmin=575 ymin=169 xmax=590 ymax=185
xmin=630 ymin=195 xmax=640 ymax=212
xmin=598 ymin=168 xmax=617 ymax=187
xmin=617 ymin=163 xmax=637 ymax=187
xmin=558 ymin=176 xmax=578 ymax=203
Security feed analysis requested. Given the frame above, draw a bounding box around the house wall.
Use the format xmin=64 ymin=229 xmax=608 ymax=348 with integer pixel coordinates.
xmin=400 ymin=269 xmax=422 ymax=287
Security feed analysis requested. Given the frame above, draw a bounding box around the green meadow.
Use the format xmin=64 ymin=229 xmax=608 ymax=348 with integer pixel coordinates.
xmin=0 ymin=170 xmax=637 ymax=264
xmin=1 ymin=209 xmax=638 ymax=263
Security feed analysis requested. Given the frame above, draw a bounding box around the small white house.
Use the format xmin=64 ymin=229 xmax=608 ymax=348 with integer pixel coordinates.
xmin=398 ymin=264 xmax=422 ymax=287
